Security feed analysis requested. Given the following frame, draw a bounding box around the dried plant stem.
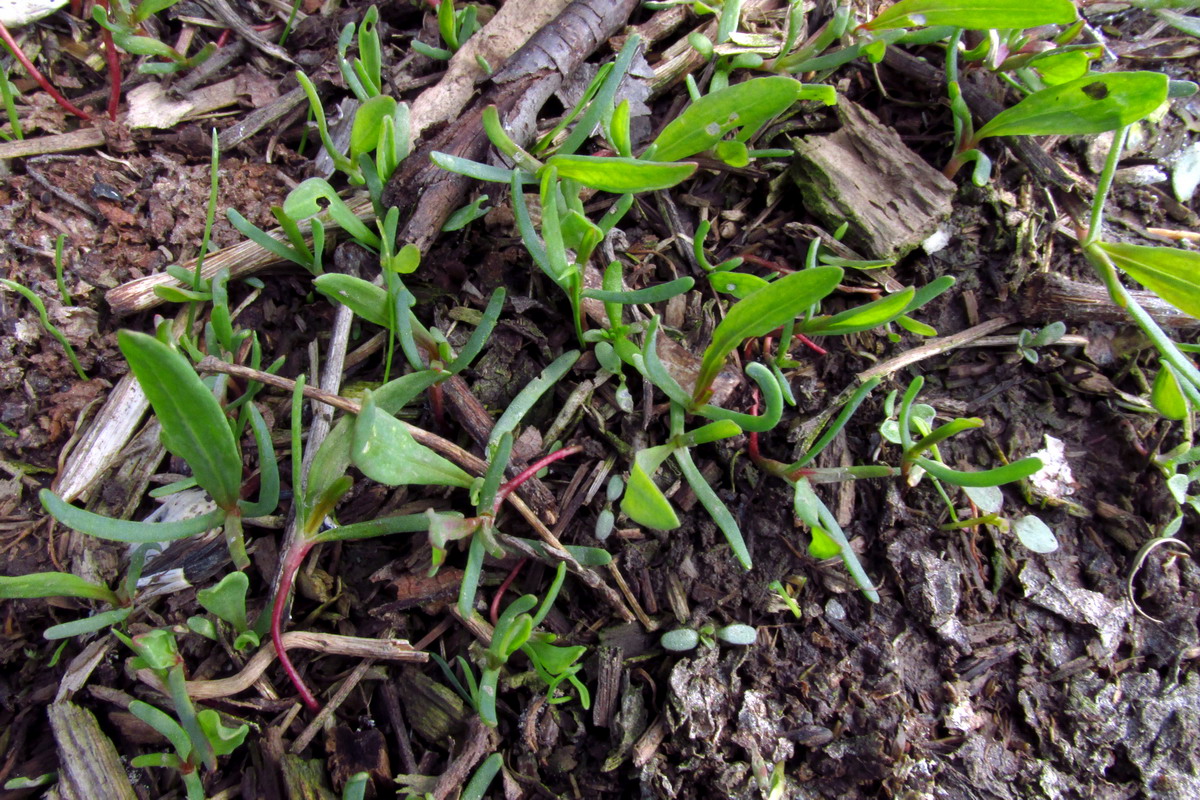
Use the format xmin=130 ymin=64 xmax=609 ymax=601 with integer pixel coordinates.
xmin=136 ymin=631 xmax=426 ymax=701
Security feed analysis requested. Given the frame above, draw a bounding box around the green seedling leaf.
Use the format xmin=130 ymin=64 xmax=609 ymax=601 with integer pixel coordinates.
xmin=41 ymin=488 xmax=224 ymax=543
xmin=303 ymin=371 xmax=442 ymax=517
xmin=1030 ymin=47 xmax=1100 ymax=86
xmin=196 ymin=709 xmax=249 ymax=757
xmin=652 ymin=76 xmax=829 ymax=163
xmin=443 ymin=194 xmax=490 ymax=231
xmin=864 ymin=0 xmax=1076 ymax=31
xmin=1014 ymin=514 xmax=1058 ymax=553
xmin=196 ymin=572 xmax=249 ymax=632
xmin=1152 ymin=364 xmax=1189 ymax=421
xmin=582 ymin=276 xmax=695 ymax=304
xmin=352 ymin=392 xmax=473 ymax=488
xmin=462 ymin=753 xmax=503 ymax=800
xmin=488 ymin=350 xmax=579 ymax=455
xmin=974 ymin=71 xmax=1168 ymax=140
xmin=696 ymin=266 xmax=843 ymax=401
xmin=621 ymin=444 xmax=680 ymax=530
xmin=716 ymin=623 xmax=757 ymax=645
xmin=282 ymin=178 xmax=380 ymax=250
xmin=912 ymin=455 xmax=1043 ymax=487
xmin=800 ymin=288 xmax=915 ymax=336
xmin=676 ymin=447 xmax=752 ymax=569
xmin=709 ymin=271 xmax=770 ymax=298
xmin=715 ymin=140 xmax=750 ymax=167
xmin=313 ymin=273 xmax=389 ymax=327
xmin=130 ymin=700 xmax=192 ymax=761
xmin=44 ymin=608 xmax=131 ymax=641
xmin=1095 ymin=241 xmax=1200 ymax=319
xmin=188 ymin=616 xmax=219 ymax=640
xmin=661 ymin=628 xmax=700 ymax=652
xmin=507 ymin=537 xmax=614 ymax=566
xmin=0 ymin=572 xmax=118 ymax=604
xmin=431 ymin=151 xmax=518 ymax=183
xmin=963 ymin=484 xmax=1004 ymax=515
xmin=118 ymin=331 xmax=241 ymax=510
xmin=545 ymin=155 xmax=696 ymax=194
xmin=808 ymin=526 xmax=841 ymax=559
xmin=350 ymin=95 xmax=397 ymax=162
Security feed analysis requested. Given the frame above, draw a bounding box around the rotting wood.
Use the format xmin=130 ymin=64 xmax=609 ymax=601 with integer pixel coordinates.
xmin=790 ymin=100 xmax=957 ymax=260
xmin=1023 ymin=272 xmax=1200 ymax=330
xmin=47 ymin=702 xmax=138 ymax=800
xmin=52 ymin=374 xmax=147 ymax=502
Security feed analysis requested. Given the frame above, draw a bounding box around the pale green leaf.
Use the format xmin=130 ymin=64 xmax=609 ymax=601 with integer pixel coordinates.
xmin=545 ymin=155 xmax=696 ymax=194
xmin=865 ymin=0 xmax=1076 ymax=31
xmin=975 ymin=71 xmax=1168 ymax=140
xmin=352 ymin=392 xmax=473 ymax=488
xmin=1097 ymin=241 xmax=1200 ymax=319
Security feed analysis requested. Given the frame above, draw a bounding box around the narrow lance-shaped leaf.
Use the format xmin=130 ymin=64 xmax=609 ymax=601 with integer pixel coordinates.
xmin=696 ymin=267 xmax=843 ymax=400
xmin=1095 ymin=241 xmax=1200 ymax=319
xmin=545 ymin=155 xmax=697 ymax=194
xmin=118 ymin=331 xmax=242 ymax=510
xmin=864 ymin=0 xmax=1076 ymax=31
xmin=974 ymin=71 xmax=1168 ymax=141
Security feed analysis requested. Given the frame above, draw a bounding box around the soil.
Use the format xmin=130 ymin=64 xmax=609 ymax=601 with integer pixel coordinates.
xmin=1 ymin=2 xmax=1199 ymax=800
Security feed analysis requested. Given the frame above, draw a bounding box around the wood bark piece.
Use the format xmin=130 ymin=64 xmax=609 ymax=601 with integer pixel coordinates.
xmin=382 ymin=0 xmax=641 ymax=252
xmin=47 ymin=702 xmax=138 ymax=800
xmin=407 ymin=0 xmax=571 ymax=143
xmin=1022 ymin=272 xmax=1200 ymax=329
xmin=790 ymin=100 xmax=957 ymax=260
xmin=52 ymin=373 xmax=147 ymax=502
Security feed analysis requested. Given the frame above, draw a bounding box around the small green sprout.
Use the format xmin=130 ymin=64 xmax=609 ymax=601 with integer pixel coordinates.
xmin=660 ymin=622 xmax=758 ymax=652
xmin=0 ymin=278 xmax=87 ymax=380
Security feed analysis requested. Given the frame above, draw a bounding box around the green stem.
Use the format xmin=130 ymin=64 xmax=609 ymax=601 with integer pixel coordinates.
xmin=1085 ymin=125 xmax=1129 ymax=247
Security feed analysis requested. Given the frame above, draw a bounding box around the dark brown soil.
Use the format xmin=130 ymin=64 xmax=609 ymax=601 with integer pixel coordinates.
xmin=1 ymin=3 xmax=1198 ymax=800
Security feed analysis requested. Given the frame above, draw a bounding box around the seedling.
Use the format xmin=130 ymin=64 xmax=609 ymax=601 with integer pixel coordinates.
xmin=119 ymin=629 xmax=247 ymax=800
xmin=412 ymin=0 xmax=481 ymax=61
xmin=40 ymin=331 xmax=281 ymax=570
xmin=93 ymin=1 xmax=215 ymax=76
xmin=436 ymin=563 xmax=590 ymax=727
xmin=0 ymin=279 xmax=87 ymax=380
xmin=190 ymin=571 xmax=259 ymax=650
xmin=1016 ymin=321 xmax=1066 ymax=364
xmin=660 ymin=622 xmax=758 ymax=652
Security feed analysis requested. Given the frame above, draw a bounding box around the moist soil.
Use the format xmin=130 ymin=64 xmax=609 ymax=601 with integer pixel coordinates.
xmin=1 ymin=3 xmax=1199 ymax=799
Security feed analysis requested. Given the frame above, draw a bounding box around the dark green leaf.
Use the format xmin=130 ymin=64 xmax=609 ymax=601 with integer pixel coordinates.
xmin=696 ymin=267 xmax=842 ymax=399
xmin=974 ymin=71 xmax=1168 ymax=140
xmin=118 ymin=331 xmax=241 ymax=509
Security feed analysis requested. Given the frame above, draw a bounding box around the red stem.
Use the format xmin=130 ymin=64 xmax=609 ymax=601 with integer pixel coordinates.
xmin=795 ymin=334 xmax=827 ymax=356
xmin=493 ymin=445 xmax=583 ymax=514
xmin=96 ymin=0 xmax=119 ymax=120
xmin=490 ymin=558 xmax=527 ymax=624
xmin=0 ymin=21 xmax=92 ymax=121
xmin=429 ymin=381 xmax=445 ymax=431
xmin=271 ymin=541 xmax=320 ymax=712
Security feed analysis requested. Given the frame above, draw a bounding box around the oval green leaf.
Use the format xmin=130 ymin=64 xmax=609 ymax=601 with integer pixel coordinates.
xmin=651 ymin=76 xmax=811 ymax=163
xmin=545 ymin=155 xmax=696 ymax=194
xmin=1096 ymin=241 xmax=1200 ymax=319
xmin=975 ymin=71 xmax=1168 ymax=140
xmin=313 ymin=273 xmax=390 ymax=328
xmin=620 ymin=444 xmax=680 ymax=530
xmin=865 ymin=0 xmax=1076 ymax=31
xmin=352 ymin=392 xmax=473 ymax=488
xmin=118 ymin=331 xmax=241 ymax=510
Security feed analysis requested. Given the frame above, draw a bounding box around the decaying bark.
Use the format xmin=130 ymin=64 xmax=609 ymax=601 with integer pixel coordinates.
xmin=47 ymin=703 xmax=138 ymax=800
xmin=790 ymin=101 xmax=957 ymax=260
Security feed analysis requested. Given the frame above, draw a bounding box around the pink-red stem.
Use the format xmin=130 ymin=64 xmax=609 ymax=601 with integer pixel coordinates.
xmin=490 ymin=558 xmax=527 ymax=624
xmin=271 ymin=541 xmax=320 ymax=712
xmin=493 ymin=445 xmax=583 ymax=514
xmin=0 ymin=20 xmax=91 ymax=121
xmin=96 ymin=0 xmax=120 ymax=121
